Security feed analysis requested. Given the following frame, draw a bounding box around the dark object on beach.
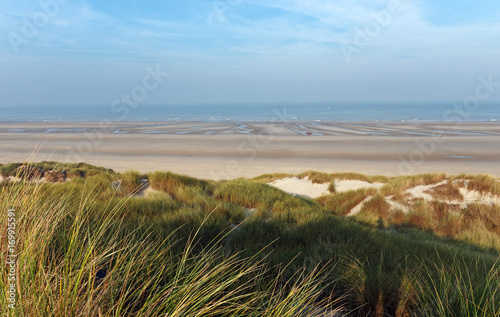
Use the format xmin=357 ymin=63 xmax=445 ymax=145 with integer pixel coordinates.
xmin=94 ymin=267 xmax=108 ymax=286
xmin=45 ymin=170 xmax=67 ymax=182
xmin=16 ymin=165 xmax=44 ymax=180
xmin=306 ymin=132 xmax=312 ymax=135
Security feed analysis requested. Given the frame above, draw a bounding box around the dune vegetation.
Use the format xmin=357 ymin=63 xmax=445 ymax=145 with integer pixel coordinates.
xmin=1 ymin=162 xmax=499 ymax=316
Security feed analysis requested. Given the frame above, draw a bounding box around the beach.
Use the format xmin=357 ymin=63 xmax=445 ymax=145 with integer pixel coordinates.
xmin=1 ymin=121 xmax=499 ymax=180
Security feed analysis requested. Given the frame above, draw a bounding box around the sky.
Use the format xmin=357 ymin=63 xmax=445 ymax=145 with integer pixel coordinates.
xmin=0 ymin=0 xmax=499 ymax=106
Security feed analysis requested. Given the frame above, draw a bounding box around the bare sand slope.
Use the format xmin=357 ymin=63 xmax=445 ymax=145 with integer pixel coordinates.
xmin=1 ymin=121 xmax=500 ymax=180
xmin=268 ymin=177 xmax=331 ymax=198
xmin=267 ymin=178 xmax=384 ymax=199
xmin=266 ymin=176 xmax=500 ymax=217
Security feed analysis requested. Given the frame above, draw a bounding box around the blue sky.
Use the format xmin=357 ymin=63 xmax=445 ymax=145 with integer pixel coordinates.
xmin=1 ymin=0 xmax=499 ymax=106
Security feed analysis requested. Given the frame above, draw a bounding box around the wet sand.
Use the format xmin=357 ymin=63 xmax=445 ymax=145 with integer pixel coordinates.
xmin=0 ymin=121 xmax=499 ymax=180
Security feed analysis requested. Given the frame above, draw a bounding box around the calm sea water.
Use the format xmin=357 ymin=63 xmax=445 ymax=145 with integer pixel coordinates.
xmin=0 ymin=103 xmax=499 ymax=122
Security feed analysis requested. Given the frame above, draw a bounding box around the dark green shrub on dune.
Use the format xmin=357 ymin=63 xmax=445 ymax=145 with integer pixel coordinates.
xmin=0 ymin=162 xmax=22 ymax=177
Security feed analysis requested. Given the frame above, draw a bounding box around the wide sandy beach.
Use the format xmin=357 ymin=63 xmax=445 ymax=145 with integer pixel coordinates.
xmin=1 ymin=121 xmax=499 ymax=180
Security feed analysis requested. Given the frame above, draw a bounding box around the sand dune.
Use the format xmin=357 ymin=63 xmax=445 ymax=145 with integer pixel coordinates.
xmin=267 ymin=178 xmax=384 ymax=199
xmin=267 ymin=175 xmax=500 ymax=217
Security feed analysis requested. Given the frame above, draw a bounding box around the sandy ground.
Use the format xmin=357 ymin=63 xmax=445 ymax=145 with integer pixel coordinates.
xmin=266 ymin=176 xmax=499 ymax=216
xmin=334 ymin=180 xmax=384 ymax=193
xmin=268 ymin=177 xmax=331 ymax=198
xmin=1 ymin=121 xmax=500 ymax=180
xmin=404 ymin=180 xmax=500 ymax=208
xmin=268 ymin=178 xmax=384 ymax=199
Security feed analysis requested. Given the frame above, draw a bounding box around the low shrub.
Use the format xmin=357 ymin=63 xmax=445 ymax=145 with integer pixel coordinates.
xmin=119 ymin=170 xmax=143 ymax=194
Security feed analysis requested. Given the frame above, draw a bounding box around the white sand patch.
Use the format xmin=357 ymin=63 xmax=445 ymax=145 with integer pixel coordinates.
xmin=460 ymin=188 xmax=484 ymax=203
xmin=334 ymin=180 xmax=385 ymax=193
xmin=386 ymin=199 xmax=410 ymax=213
xmin=404 ymin=180 xmax=448 ymax=201
xmin=268 ymin=177 xmax=330 ymax=199
xmin=347 ymin=196 xmax=373 ymax=217
xmin=404 ymin=180 xmax=500 ymax=208
xmin=459 ymin=188 xmax=500 ymax=206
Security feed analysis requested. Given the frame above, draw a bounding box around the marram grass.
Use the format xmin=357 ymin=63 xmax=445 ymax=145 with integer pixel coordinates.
xmin=0 ymin=178 xmax=335 ymax=316
xmin=1 ymin=165 xmax=500 ymax=316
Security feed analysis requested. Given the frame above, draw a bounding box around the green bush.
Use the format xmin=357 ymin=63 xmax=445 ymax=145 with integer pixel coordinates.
xmin=119 ymin=170 xmax=143 ymax=194
xmin=149 ymin=171 xmax=213 ymax=196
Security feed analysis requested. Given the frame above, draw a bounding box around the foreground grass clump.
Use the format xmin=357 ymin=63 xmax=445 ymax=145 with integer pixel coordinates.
xmin=415 ymin=257 xmax=500 ymax=316
xmin=2 ymin=165 xmax=500 ymax=316
xmin=0 ymin=179 xmax=335 ymax=316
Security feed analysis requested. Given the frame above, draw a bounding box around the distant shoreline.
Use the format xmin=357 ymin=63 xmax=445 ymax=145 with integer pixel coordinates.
xmin=1 ymin=121 xmax=499 ymax=179
xmin=0 ymin=119 xmax=499 ymax=124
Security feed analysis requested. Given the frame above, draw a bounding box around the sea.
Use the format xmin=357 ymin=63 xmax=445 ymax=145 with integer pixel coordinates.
xmin=0 ymin=103 xmax=499 ymax=122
